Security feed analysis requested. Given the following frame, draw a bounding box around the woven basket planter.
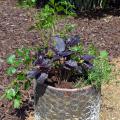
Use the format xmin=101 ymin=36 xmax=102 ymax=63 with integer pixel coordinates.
xmin=34 ymin=83 xmax=101 ymax=120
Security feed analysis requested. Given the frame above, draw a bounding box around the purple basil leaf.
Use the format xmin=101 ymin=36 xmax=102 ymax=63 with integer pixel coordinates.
xmin=37 ymin=73 xmax=48 ymax=84
xmin=52 ymin=36 xmax=65 ymax=53
xmin=42 ymin=59 xmax=51 ymax=67
xmin=52 ymin=51 xmax=74 ymax=61
xmin=83 ymin=62 xmax=93 ymax=69
xmin=27 ymin=70 xmax=40 ymax=79
xmin=81 ymin=55 xmax=95 ymax=61
xmin=66 ymin=35 xmax=80 ymax=47
xmin=65 ymin=60 xmax=78 ymax=68
xmin=34 ymin=57 xmax=51 ymax=68
xmin=52 ymin=55 xmax=61 ymax=61
xmin=33 ymin=54 xmax=44 ymax=65
xmin=59 ymin=51 xmax=74 ymax=57
xmin=39 ymin=59 xmax=52 ymax=69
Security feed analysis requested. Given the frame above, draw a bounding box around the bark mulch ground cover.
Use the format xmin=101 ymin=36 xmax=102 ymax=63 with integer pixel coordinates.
xmin=0 ymin=0 xmax=120 ymax=120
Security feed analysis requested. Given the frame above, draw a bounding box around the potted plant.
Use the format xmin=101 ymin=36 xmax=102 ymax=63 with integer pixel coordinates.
xmin=27 ymin=1 xmax=112 ymax=120
xmin=27 ymin=32 xmax=112 ymax=119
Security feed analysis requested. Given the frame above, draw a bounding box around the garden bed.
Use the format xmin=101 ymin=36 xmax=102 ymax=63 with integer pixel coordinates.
xmin=0 ymin=0 xmax=120 ymax=120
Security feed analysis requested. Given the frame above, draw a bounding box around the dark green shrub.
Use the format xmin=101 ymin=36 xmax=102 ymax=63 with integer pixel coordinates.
xmin=19 ymin=0 xmax=119 ymax=10
xmin=36 ymin=0 xmax=108 ymax=10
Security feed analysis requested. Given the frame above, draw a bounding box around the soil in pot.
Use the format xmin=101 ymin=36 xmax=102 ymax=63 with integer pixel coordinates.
xmin=44 ymin=72 xmax=86 ymax=89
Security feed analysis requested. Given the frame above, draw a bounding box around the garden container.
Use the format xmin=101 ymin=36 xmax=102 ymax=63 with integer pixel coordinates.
xmin=34 ymin=82 xmax=101 ymax=120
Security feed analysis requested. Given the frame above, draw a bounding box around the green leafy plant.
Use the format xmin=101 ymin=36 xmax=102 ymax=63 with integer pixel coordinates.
xmin=34 ymin=4 xmax=56 ymax=47
xmin=87 ymin=50 xmax=112 ymax=88
xmin=35 ymin=5 xmax=56 ymax=31
xmin=49 ymin=0 xmax=76 ymax=15
xmin=35 ymin=0 xmax=76 ymax=31
xmin=1 ymin=47 xmax=34 ymax=108
xmin=18 ymin=0 xmax=36 ymax=8
xmin=34 ymin=0 xmax=76 ymax=47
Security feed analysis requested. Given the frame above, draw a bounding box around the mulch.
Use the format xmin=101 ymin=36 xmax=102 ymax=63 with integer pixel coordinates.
xmin=0 ymin=0 xmax=120 ymax=120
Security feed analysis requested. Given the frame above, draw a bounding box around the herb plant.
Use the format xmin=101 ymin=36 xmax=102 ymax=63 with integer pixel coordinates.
xmin=27 ymin=35 xmax=112 ymax=89
xmin=27 ymin=35 xmax=90 ymax=85
xmin=87 ymin=50 xmax=112 ymax=88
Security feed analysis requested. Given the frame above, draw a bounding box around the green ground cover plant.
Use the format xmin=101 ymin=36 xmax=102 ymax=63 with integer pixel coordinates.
xmin=0 ymin=47 xmax=35 ymax=108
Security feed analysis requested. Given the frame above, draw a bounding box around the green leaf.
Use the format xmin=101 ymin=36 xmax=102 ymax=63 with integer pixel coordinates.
xmin=17 ymin=73 xmax=26 ymax=81
xmin=7 ymin=55 xmax=16 ymax=64
xmin=14 ymin=83 xmax=20 ymax=93
xmin=14 ymin=99 xmax=20 ymax=108
xmin=14 ymin=59 xmax=23 ymax=67
xmin=24 ymin=56 xmax=31 ymax=64
xmin=49 ymin=0 xmax=55 ymax=5
xmin=31 ymin=0 xmax=36 ymax=3
xmin=56 ymin=6 xmax=64 ymax=12
xmin=88 ymin=44 xmax=98 ymax=56
xmin=100 ymin=50 xmax=108 ymax=58
xmin=23 ymin=48 xmax=30 ymax=55
xmin=7 ymin=67 xmax=16 ymax=76
xmin=6 ymin=88 xmax=16 ymax=100
xmin=15 ymin=93 xmax=21 ymax=100
xmin=24 ymin=81 xmax=31 ymax=90
xmin=16 ymin=49 xmax=23 ymax=57
xmin=70 ymin=46 xmax=79 ymax=51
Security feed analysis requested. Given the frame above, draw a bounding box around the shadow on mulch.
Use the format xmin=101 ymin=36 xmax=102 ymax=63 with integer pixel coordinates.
xmin=0 ymin=99 xmax=34 ymax=120
xmin=75 ymin=8 xmax=120 ymax=20
xmin=15 ymin=101 xmax=34 ymax=120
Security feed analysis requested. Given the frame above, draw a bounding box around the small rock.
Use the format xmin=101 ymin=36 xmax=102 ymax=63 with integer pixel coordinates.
xmin=0 ymin=58 xmax=4 ymax=66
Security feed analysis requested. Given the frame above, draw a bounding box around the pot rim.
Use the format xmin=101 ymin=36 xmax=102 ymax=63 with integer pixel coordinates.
xmin=43 ymin=84 xmax=94 ymax=92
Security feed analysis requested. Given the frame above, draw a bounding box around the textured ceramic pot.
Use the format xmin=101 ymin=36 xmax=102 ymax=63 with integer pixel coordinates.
xmin=34 ymin=82 xmax=101 ymax=120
